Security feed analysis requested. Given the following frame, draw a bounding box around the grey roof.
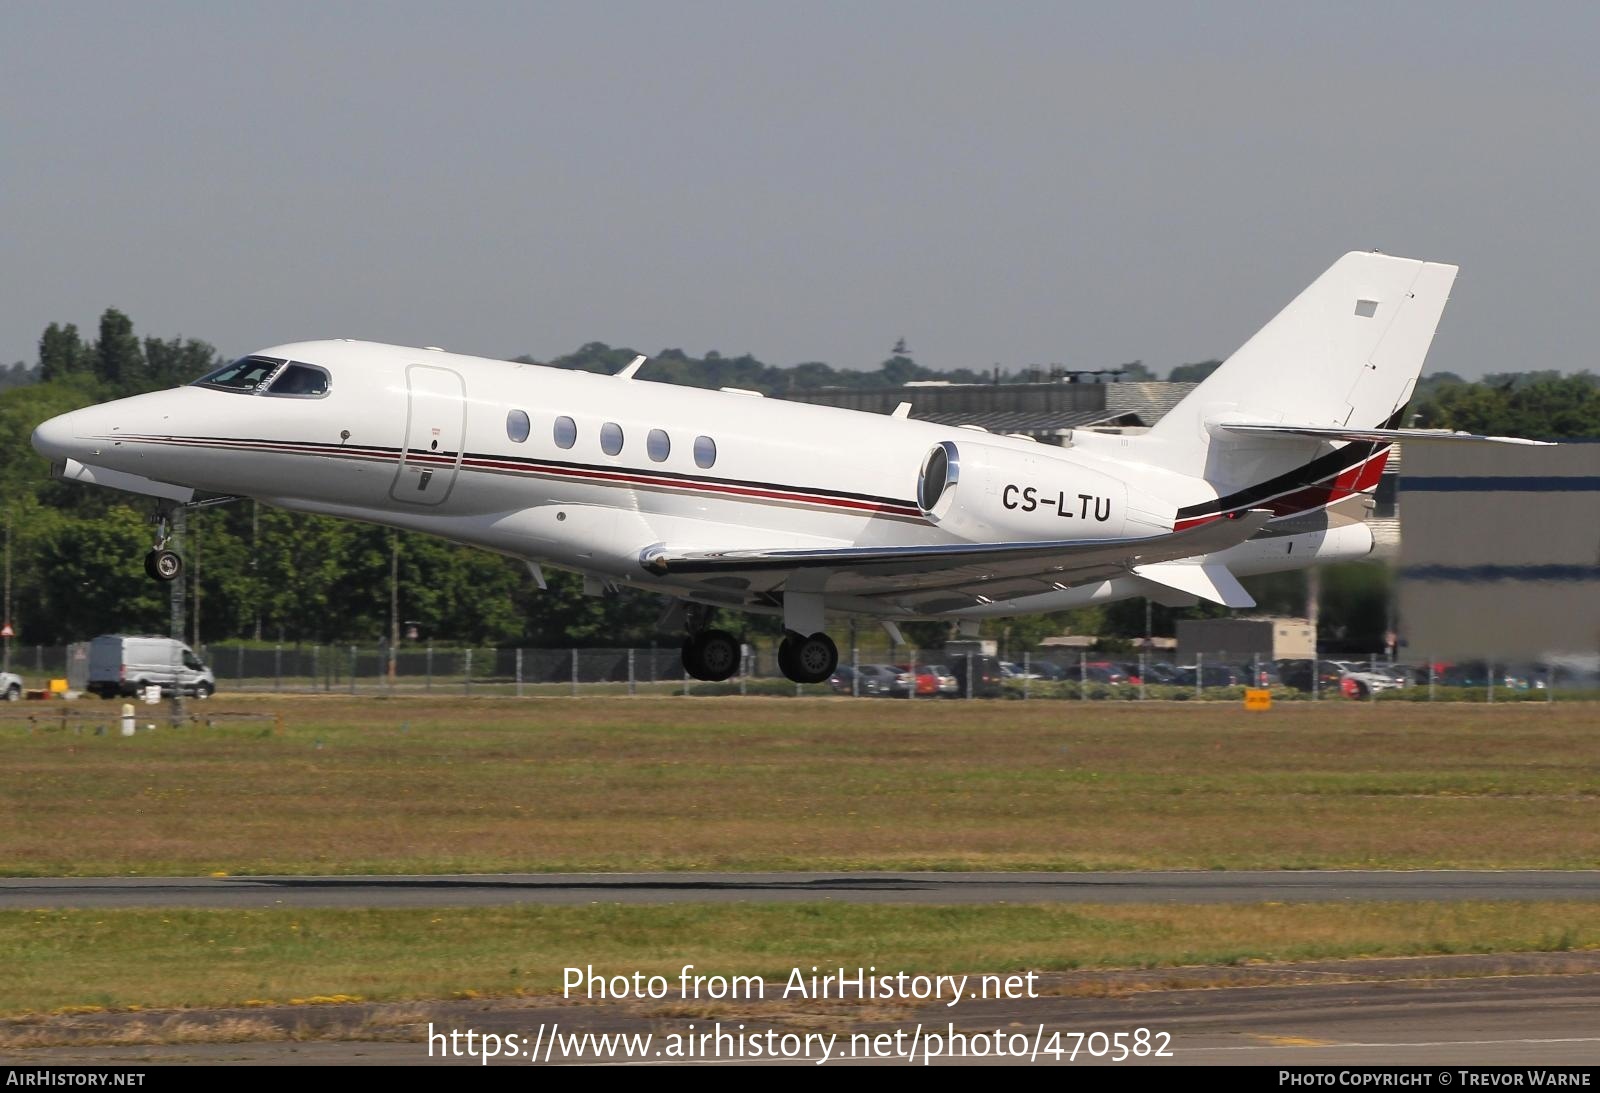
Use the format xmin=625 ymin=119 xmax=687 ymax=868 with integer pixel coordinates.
xmin=1104 ymin=382 xmax=1198 ymax=424
xmin=912 ymin=409 xmax=1140 ymax=433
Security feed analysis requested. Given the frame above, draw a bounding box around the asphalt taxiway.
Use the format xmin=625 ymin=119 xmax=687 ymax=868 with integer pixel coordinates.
xmin=4 ymin=869 xmax=1599 ymax=909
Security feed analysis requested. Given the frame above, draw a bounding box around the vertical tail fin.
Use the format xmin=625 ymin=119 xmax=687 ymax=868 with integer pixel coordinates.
xmin=1144 ymin=252 xmax=1458 ymax=488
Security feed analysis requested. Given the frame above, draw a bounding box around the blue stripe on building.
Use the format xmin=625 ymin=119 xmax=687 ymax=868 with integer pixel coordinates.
xmin=1399 ymin=564 xmax=1600 ymax=581
xmin=1398 ymin=476 xmax=1600 ymax=492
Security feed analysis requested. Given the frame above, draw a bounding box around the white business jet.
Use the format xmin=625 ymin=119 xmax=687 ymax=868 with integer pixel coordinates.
xmin=31 ymin=252 xmax=1542 ymax=684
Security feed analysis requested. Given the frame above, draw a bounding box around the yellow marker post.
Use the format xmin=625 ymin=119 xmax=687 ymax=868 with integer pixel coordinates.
xmin=1244 ymin=688 xmax=1272 ymax=711
xmin=49 ymin=678 xmax=68 ymax=694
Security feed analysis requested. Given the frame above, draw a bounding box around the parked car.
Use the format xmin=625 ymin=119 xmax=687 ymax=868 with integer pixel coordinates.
xmin=1082 ymin=661 xmax=1131 ymax=686
xmin=949 ymin=654 xmax=1006 ymax=698
xmin=1238 ymin=661 xmax=1280 ymax=687
xmin=920 ymin=663 xmax=960 ymax=696
xmin=1275 ymin=659 xmax=1343 ymax=693
xmin=1171 ymin=663 xmax=1247 ymax=688
xmin=1141 ymin=661 xmax=1185 ymax=685
xmin=1324 ymin=659 xmax=1406 ymax=699
xmin=829 ymin=663 xmax=903 ymax=696
xmin=1 ymin=671 xmax=21 ymax=701
xmin=1437 ymin=662 xmax=1533 ymax=691
xmin=892 ymin=664 xmax=941 ymax=697
xmin=87 ymin=635 xmax=215 ymax=699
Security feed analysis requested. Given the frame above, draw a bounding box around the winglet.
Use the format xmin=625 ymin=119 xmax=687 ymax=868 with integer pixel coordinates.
xmin=615 ymin=354 xmax=648 ymax=380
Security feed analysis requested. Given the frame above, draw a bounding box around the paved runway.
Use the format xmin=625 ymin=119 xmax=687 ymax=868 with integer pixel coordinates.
xmin=9 ymin=960 xmax=1600 ymax=1066
xmin=5 ymin=869 xmax=1599 ymax=909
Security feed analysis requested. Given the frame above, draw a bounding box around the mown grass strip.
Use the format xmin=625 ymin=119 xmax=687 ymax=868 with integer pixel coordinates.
xmin=4 ymin=901 xmax=1598 ymax=1016
xmin=3 ymin=698 xmax=1598 ymax=875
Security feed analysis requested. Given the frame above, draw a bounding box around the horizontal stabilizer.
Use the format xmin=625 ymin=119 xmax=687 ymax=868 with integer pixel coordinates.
xmin=1214 ymin=423 xmax=1554 ymax=447
xmin=1129 ymin=578 xmax=1200 ymax=609
xmin=1131 ymin=561 xmax=1255 ymax=608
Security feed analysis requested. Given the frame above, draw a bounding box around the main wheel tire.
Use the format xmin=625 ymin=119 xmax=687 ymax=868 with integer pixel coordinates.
xmin=682 ymin=630 xmax=740 ymax=682
xmin=697 ymin=630 xmax=740 ymax=682
xmin=779 ymin=632 xmax=837 ymax=685
xmin=144 ymin=549 xmax=183 ymax=582
xmin=196 ymin=681 xmax=214 ymax=699
xmin=4 ymin=685 xmax=18 ymax=702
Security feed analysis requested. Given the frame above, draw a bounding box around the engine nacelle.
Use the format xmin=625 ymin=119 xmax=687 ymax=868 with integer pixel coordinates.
xmin=916 ymin=439 xmax=1174 ymax=543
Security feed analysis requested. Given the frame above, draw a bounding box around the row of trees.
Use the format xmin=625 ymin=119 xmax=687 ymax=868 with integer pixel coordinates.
xmin=0 ymin=311 xmax=1593 ymax=649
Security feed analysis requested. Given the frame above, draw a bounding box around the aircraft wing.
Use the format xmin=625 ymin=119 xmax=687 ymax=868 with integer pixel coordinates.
xmin=641 ymin=510 xmax=1271 ymax=611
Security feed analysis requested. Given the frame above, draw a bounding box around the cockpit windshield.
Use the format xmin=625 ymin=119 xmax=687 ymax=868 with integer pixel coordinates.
xmin=192 ymin=357 xmax=331 ymax=398
xmin=193 ymin=356 xmax=285 ymax=392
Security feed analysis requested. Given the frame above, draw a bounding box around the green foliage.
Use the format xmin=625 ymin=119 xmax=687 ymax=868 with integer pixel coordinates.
xmin=1408 ymin=371 xmax=1600 ymax=439
xmin=34 ymin=504 xmax=170 ymax=637
xmin=94 ymin=309 xmax=143 ymax=387
xmin=1316 ymin=563 xmax=1392 ymax=653
xmin=0 ymin=361 xmax=37 ymax=392
xmin=37 ymin=323 xmax=91 ymax=382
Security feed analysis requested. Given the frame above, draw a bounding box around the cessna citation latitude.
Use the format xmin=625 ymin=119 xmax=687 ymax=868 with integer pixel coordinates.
xmin=31 ymin=252 xmax=1545 ymax=685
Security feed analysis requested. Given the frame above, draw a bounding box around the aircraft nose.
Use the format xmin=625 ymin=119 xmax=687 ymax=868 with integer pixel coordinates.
xmin=31 ymin=410 xmax=84 ymax=462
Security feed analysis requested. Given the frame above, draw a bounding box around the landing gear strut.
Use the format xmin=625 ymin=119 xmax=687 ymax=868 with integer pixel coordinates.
xmin=778 ymin=631 xmax=837 ymax=685
xmin=144 ymin=505 xmax=183 ymax=583
xmin=681 ymin=629 xmax=740 ymax=682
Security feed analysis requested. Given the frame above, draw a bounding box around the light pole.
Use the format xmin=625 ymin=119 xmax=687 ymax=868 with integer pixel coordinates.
xmin=388 ymin=532 xmax=399 ymax=681
xmin=2 ymin=511 xmax=12 ymax=675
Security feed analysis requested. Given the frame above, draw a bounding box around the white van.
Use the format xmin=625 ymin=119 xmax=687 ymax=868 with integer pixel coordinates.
xmin=87 ymin=635 xmax=215 ymax=699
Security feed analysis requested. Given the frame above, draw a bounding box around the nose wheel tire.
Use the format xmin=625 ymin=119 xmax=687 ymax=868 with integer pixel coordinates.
xmin=144 ymin=549 xmax=183 ymax=582
xmin=682 ymin=629 xmax=740 ymax=682
xmin=778 ymin=631 xmax=837 ymax=685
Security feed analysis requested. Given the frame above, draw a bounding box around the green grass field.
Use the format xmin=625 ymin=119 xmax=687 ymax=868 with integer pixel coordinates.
xmin=5 ymin=901 xmax=1599 ymax=1016
xmin=3 ymin=697 xmax=1597 ymax=875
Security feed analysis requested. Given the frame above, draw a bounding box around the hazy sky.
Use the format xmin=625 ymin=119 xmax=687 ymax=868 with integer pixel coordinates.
xmin=4 ymin=2 xmax=1598 ymax=379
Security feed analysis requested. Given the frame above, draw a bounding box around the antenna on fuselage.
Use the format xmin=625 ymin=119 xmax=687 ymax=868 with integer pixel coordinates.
xmin=614 ymin=354 xmax=648 ymax=380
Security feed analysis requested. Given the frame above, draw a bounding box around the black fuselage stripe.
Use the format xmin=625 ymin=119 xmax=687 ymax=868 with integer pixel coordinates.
xmin=1175 ymin=409 xmax=1403 ymax=519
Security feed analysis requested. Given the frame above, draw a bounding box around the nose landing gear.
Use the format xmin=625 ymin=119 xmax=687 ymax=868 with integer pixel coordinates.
xmin=144 ymin=506 xmax=183 ymax=583
xmin=144 ymin=549 xmax=183 ymax=582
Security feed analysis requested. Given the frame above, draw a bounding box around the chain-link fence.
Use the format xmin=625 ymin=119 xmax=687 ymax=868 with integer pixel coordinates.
xmin=3 ymin=641 xmax=1596 ymax=702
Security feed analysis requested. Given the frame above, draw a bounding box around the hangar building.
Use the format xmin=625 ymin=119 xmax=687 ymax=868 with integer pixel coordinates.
xmin=1397 ymin=443 xmax=1600 ymax=659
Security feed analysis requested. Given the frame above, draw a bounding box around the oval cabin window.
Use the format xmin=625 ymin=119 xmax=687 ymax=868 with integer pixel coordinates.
xmin=506 ymin=409 xmax=530 ymax=443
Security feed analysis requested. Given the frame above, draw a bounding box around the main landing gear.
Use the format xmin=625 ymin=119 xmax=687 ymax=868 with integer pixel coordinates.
xmin=144 ymin=506 xmax=183 ymax=583
xmin=675 ymin=599 xmax=839 ymax=685
xmin=777 ymin=631 xmax=837 ymax=685
xmin=681 ymin=629 xmax=741 ymax=682
xmin=680 ymin=629 xmax=839 ymax=684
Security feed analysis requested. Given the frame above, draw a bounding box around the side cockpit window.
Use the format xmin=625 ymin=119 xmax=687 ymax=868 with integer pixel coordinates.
xmin=265 ymin=362 xmax=331 ymax=398
xmin=193 ymin=356 xmax=285 ymax=392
